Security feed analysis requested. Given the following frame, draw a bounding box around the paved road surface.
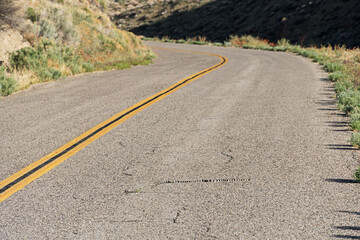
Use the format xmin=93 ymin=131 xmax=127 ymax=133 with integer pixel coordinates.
xmin=0 ymin=41 xmax=359 ymax=239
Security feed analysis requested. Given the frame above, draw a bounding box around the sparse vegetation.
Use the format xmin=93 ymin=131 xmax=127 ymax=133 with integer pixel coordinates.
xmin=10 ymin=39 xmax=80 ymax=81
xmin=355 ymin=166 xmax=360 ymax=182
xmin=350 ymin=113 xmax=360 ymax=131
xmin=1 ymin=0 xmax=155 ymax=98
xmin=351 ymin=133 xmax=360 ymax=148
xmin=323 ymin=62 xmax=345 ymax=73
xmin=26 ymin=7 xmax=39 ymax=23
xmin=328 ymin=71 xmax=348 ymax=82
xmin=0 ymin=66 xmax=18 ymax=96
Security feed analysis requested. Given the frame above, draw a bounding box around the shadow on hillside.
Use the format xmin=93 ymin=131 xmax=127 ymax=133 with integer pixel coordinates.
xmin=0 ymin=0 xmax=20 ymax=30
xmin=131 ymin=0 xmax=360 ymax=48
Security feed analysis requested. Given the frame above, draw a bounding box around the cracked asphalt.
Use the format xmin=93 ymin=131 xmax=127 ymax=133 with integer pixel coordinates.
xmin=1 ymin=41 xmax=360 ymax=239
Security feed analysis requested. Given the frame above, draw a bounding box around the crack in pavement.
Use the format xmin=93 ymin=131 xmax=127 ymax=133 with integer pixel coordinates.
xmin=221 ymin=150 xmax=234 ymax=164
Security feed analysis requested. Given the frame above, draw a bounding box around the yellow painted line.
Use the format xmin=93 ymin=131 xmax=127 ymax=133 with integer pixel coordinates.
xmin=0 ymin=47 xmax=228 ymax=203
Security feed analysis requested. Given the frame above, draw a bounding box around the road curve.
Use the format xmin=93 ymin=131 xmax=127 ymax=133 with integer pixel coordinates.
xmin=0 ymin=41 xmax=359 ymax=239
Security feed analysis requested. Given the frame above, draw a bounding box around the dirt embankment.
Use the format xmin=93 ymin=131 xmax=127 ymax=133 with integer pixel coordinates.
xmin=0 ymin=0 xmax=31 ymax=65
xmin=0 ymin=0 xmax=153 ymax=97
xmin=109 ymin=0 xmax=360 ymax=48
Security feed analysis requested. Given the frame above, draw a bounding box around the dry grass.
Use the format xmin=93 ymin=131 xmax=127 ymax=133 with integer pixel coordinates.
xmin=11 ymin=69 xmax=38 ymax=90
xmin=2 ymin=0 xmax=154 ymax=94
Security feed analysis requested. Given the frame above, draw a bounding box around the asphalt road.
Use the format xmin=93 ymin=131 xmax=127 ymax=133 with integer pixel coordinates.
xmin=0 ymin=41 xmax=360 ymax=239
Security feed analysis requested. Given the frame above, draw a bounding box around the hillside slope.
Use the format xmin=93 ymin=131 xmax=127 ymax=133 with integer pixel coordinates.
xmin=110 ymin=0 xmax=360 ymax=48
xmin=0 ymin=0 xmax=154 ymax=97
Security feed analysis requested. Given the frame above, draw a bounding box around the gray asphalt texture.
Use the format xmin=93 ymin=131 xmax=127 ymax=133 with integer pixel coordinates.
xmin=1 ymin=41 xmax=360 ymax=239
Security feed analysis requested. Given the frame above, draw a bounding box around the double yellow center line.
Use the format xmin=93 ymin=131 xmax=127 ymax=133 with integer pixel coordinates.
xmin=0 ymin=47 xmax=228 ymax=203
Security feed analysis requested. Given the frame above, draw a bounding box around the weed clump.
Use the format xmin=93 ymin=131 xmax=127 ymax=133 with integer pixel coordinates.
xmin=350 ymin=113 xmax=360 ymax=131
xmin=0 ymin=67 xmax=18 ymax=96
xmin=230 ymin=35 xmax=271 ymax=49
xmin=26 ymin=7 xmax=39 ymax=23
xmin=10 ymin=39 xmax=83 ymax=81
xmin=323 ymin=62 xmax=345 ymax=73
xmin=329 ymin=71 xmax=348 ymax=82
xmin=351 ymin=132 xmax=360 ymax=148
xmin=276 ymin=38 xmax=291 ymax=48
xmin=175 ymin=39 xmax=186 ymax=44
xmin=337 ymin=90 xmax=360 ymax=113
xmin=354 ymin=166 xmax=360 ymax=182
xmin=335 ymin=80 xmax=353 ymax=93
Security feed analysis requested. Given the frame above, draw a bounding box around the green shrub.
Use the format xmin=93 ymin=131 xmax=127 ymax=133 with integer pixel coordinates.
xmin=213 ymin=42 xmax=224 ymax=46
xmin=274 ymin=46 xmax=286 ymax=52
xmin=350 ymin=132 xmax=360 ymax=148
xmin=38 ymin=67 xmax=62 ymax=80
xmin=163 ymin=39 xmax=174 ymax=43
xmin=129 ymin=33 xmax=140 ymax=48
xmin=10 ymin=39 xmax=84 ymax=81
xmin=328 ymin=71 xmax=348 ymax=82
xmin=351 ymin=120 xmax=360 ymax=131
xmin=39 ymin=19 xmax=58 ymax=39
xmin=26 ymin=7 xmax=39 ymax=22
xmin=97 ymin=0 xmax=107 ymax=9
xmin=323 ymin=62 xmax=345 ymax=72
xmin=82 ymin=62 xmax=94 ymax=72
xmin=10 ymin=46 xmax=38 ymax=70
xmin=313 ymin=55 xmax=326 ymax=64
xmin=175 ymin=39 xmax=186 ymax=44
xmin=53 ymin=10 xmax=77 ymax=43
xmin=33 ymin=6 xmax=77 ymax=43
xmin=337 ymin=89 xmax=360 ymax=113
xmin=335 ymin=80 xmax=353 ymax=93
xmin=276 ymin=38 xmax=290 ymax=47
xmin=0 ymin=67 xmax=18 ymax=96
xmin=98 ymin=34 xmax=116 ymax=53
xmin=263 ymin=46 xmax=275 ymax=51
xmin=351 ymin=106 xmax=360 ymax=114
xmin=354 ymin=166 xmax=360 ymax=182
xmin=287 ymin=45 xmax=302 ymax=54
xmin=301 ymin=50 xmax=318 ymax=59
xmin=72 ymin=10 xmax=92 ymax=25
xmin=354 ymin=54 xmax=360 ymax=63
xmin=188 ymin=40 xmax=207 ymax=45
xmin=351 ymin=113 xmax=360 ymax=131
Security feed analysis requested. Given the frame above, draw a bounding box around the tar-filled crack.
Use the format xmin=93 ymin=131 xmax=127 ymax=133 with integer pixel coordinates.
xmin=173 ymin=207 xmax=186 ymax=223
xmin=124 ymin=189 xmax=142 ymax=194
xmin=110 ymin=220 xmax=142 ymax=223
xmin=123 ymin=163 xmax=136 ymax=176
xmin=159 ymin=178 xmax=250 ymax=185
xmin=173 ymin=211 xmax=181 ymax=223
xmin=221 ymin=150 xmax=234 ymax=163
xmin=146 ymin=147 xmax=160 ymax=155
